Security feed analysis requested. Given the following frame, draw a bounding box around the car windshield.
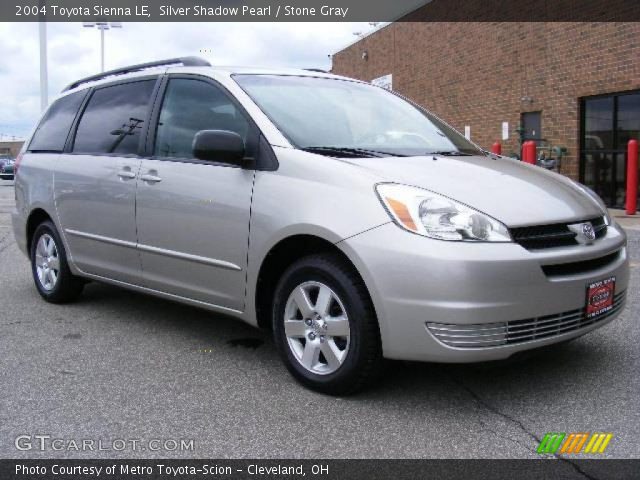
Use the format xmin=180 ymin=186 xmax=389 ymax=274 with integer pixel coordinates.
xmin=234 ymin=74 xmax=482 ymax=157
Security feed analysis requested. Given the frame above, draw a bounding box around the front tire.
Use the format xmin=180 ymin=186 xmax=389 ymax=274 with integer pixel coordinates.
xmin=272 ymin=254 xmax=382 ymax=395
xmin=30 ymin=221 xmax=84 ymax=303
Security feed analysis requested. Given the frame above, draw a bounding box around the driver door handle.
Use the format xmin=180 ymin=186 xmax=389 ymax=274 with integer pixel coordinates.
xmin=140 ymin=173 xmax=162 ymax=184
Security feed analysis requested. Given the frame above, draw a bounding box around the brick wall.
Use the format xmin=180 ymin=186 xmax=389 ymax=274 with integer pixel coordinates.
xmin=332 ymin=22 xmax=640 ymax=180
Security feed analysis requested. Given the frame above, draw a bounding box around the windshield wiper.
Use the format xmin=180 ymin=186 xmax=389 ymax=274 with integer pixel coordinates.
xmin=428 ymin=150 xmax=474 ymax=156
xmin=301 ymin=146 xmax=400 ymax=158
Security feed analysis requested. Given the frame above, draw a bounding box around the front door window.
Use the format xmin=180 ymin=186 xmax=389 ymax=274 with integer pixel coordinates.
xmin=154 ymin=78 xmax=249 ymax=159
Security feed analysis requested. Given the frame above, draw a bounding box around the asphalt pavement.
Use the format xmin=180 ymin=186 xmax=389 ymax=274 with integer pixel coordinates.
xmin=0 ymin=179 xmax=638 ymax=460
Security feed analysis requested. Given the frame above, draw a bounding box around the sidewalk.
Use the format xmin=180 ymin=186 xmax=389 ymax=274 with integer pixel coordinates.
xmin=609 ymin=209 xmax=640 ymax=231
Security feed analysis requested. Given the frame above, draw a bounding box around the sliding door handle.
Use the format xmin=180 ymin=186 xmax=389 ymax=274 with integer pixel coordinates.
xmin=117 ymin=169 xmax=136 ymax=179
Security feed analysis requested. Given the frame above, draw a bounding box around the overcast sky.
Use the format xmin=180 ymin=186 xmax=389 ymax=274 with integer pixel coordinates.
xmin=0 ymin=22 xmax=372 ymax=140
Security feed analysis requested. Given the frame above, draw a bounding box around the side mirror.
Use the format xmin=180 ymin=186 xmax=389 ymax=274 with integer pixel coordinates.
xmin=192 ymin=130 xmax=245 ymax=166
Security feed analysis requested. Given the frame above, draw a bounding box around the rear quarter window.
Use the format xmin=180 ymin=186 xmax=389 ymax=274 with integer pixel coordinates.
xmin=28 ymin=91 xmax=87 ymax=152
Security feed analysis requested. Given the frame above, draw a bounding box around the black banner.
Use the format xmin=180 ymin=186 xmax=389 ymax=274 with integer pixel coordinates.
xmin=4 ymin=0 xmax=640 ymax=22
xmin=8 ymin=0 xmax=427 ymax=22
xmin=2 ymin=459 xmax=640 ymax=480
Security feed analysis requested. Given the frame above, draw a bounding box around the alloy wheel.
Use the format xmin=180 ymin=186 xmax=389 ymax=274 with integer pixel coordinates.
xmin=35 ymin=233 xmax=60 ymax=291
xmin=283 ymin=281 xmax=351 ymax=375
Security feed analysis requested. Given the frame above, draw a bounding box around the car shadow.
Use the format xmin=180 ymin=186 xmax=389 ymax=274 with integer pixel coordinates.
xmin=79 ymin=280 xmax=270 ymax=344
xmin=77 ymin=279 xmax=625 ymax=407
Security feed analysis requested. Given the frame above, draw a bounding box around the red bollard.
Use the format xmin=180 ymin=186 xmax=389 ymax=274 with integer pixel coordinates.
xmin=527 ymin=141 xmax=537 ymax=164
xmin=522 ymin=141 xmax=536 ymax=165
xmin=626 ymin=139 xmax=638 ymax=215
xmin=491 ymin=142 xmax=502 ymax=155
xmin=522 ymin=141 xmax=529 ymax=163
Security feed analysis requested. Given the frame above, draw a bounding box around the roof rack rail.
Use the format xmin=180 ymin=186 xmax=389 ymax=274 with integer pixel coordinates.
xmin=62 ymin=56 xmax=211 ymax=92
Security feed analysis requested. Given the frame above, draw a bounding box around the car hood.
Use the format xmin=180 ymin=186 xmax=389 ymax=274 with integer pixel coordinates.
xmin=346 ymin=154 xmax=604 ymax=227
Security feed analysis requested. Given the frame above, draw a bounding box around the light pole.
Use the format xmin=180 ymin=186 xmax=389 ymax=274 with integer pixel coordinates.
xmin=82 ymin=22 xmax=123 ymax=73
xmin=39 ymin=22 xmax=48 ymax=111
xmin=38 ymin=0 xmax=48 ymax=111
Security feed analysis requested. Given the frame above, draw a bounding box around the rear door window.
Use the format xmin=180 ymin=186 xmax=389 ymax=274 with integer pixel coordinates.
xmin=73 ymin=80 xmax=156 ymax=155
xmin=28 ymin=91 xmax=87 ymax=152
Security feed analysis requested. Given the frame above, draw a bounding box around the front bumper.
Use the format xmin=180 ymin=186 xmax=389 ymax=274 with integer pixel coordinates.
xmin=338 ymin=221 xmax=629 ymax=363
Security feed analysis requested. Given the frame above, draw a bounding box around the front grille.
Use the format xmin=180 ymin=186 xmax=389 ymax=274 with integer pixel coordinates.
xmin=426 ymin=291 xmax=625 ymax=349
xmin=541 ymin=250 xmax=621 ymax=277
xmin=510 ymin=217 xmax=607 ymax=250
xmin=591 ymin=216 xmax=607 ymax=237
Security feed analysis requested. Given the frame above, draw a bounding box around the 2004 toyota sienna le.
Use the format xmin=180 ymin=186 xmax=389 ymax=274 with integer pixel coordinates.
xmin=12 ymin=57 xmax=629 ymax=394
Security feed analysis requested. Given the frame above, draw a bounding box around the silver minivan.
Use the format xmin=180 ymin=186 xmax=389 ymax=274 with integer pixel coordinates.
xmin=13 ymin=57 xmax=629 ymax=394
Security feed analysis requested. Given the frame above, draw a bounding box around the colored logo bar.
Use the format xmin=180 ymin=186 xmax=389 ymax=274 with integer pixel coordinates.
xmin=538 ymin=433 xmax=613 ymax=454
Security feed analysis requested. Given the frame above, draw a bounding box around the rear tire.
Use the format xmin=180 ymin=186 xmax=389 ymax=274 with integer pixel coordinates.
xmin=30 ymin=221 xmax=84 ymax=303
xmin=272 ymin=253 xmax=383 ymax=395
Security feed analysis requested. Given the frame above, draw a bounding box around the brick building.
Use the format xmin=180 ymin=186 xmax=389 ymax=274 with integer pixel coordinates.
xmin=332 ymin=21 xmax=640 ymax=208
xmin=0 ymin=141 xmax=24 ymax=158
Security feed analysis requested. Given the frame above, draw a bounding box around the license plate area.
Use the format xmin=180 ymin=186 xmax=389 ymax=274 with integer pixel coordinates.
xmin=585 ymin=276 xmax=615 ymax=319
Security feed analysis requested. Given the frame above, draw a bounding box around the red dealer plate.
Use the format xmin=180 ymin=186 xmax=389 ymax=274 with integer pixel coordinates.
xmin=585 ymin=276 xmax=615 ymax=319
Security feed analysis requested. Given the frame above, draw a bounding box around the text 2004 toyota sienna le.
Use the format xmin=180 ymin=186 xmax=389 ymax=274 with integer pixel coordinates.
xmin=12 ymin=57 xmax=628 ymax=394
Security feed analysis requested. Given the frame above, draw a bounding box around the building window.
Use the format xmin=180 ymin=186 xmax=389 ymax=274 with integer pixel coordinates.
xmin=581 ymin=91 xmax=640 ymax=208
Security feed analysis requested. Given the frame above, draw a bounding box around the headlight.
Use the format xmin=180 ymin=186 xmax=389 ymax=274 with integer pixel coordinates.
xmin=376 ymin=184 xmax=512 ymax=242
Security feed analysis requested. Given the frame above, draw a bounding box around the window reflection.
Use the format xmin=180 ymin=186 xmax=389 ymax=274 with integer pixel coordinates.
xmin=584 ymin=97 xmax=613 ymax=150
xmin=617 ymin=93 xmax=640 ymax=149
xmin=581 ymin=92 xmax=639 ymax=208
xmin=73 ymin=80 xmax=156 ymax=155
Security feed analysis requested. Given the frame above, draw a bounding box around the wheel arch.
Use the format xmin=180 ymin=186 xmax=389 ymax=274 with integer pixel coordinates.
xmin=26 ymin=208 xmax=55 ymax=252
xmin=254 ymin=234 xmax=376 ymax=331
